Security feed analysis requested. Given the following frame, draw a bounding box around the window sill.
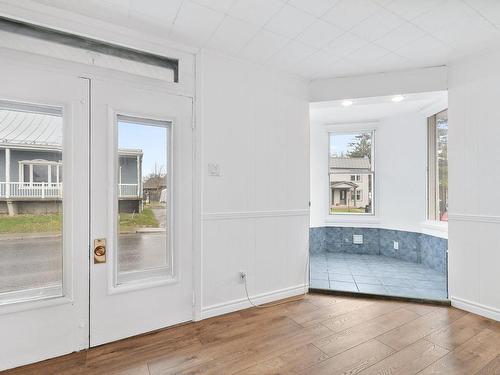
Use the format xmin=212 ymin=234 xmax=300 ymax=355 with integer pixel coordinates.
xmin=325 ymin=215 xmax=381 ymax=227
xmin=420 ymin=220 xmax=448 ymax=239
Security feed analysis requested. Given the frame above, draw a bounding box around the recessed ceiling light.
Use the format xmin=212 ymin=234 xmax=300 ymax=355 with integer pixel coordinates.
xmin=392 ymin=95 xmax=405 ymax=103
xmin=341 ymin=100 xmax=353 ymax=107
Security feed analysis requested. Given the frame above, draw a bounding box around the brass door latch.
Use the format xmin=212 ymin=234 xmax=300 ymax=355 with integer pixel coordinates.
xmin=93 ymin=238 xmax=106 ymax=264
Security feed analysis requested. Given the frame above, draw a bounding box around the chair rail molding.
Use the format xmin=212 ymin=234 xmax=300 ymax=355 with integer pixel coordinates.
xmin=448 ymin=213 xmax=500 ymax=223
xmin=202 ymin=209 xmax=310 ymax=221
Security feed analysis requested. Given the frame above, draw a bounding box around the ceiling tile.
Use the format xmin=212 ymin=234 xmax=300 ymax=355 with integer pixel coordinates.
xmin=374 ymin=22 xmax=425 ymax=51
xmin=413 ymin=0 xmax=479 ymax=33
xmin=287 ymin=0 xmax=340 ymax=17
xmin=372 ymin=0 xmax=393 ymax=4
xmin=314 ymin=57 xmax=367 ymax=78
xmin=296 ymin=19 xmax=345 ymax=49
xmin=464 ymin=0 xmax=500 ymax=26
xmin=412 ymin=0 xmax=499 ymax=53
xmin=395 ymin=34 xmax=454 ymax=65
xmin=346 ymin=43 xmax=390 ymax=64
xmin=323 ymin=32 xmax=368 ymax=57
xmin=368 ymin=52 xmax=412 ymax=72
xmin=191 ymin=0 xmax=237 ymax=12
xmin=384 ymin=0 xmax=447 ymax=21
xmin=238 ymin=29 xmax=289 ymax=63
xmin=265 ymin=4 xmax=317 ymax=38
xmin=206 ymin=16 xmax=260 ymax=53
xmin=290 ymin=50 xmax=339 ymax=77
xmin=321 ymin=0 xmax=382 ymax=30
xmin=170 ymin=1 xmax=225 ymax=47
xmin=227 ymin=0 xmax=285 ymax=26
xmin=350 ymin=8 xmax=405 ymax=41
xmin=128 ymin=0 xmax=183 ymax=25
xmin=267 ymin=40 xmax=316 ymax=70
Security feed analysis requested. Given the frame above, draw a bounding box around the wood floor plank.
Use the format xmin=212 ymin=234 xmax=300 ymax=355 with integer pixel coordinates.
xmin=314 ymin=308 xmax=420 ymax=356
xmin=296 ymin=339 xmax=395 ymax=375
xmin=234 ymin=343 xmax=328 ymax=375
xmin=321 ymin=300 xmax=403 ymax=333
xmin=398 ymin=302 xmax=446 ymax=316
xmin=3 ymin=351 xmax=86 ymax=375
xmin=376 ymin=307 xmax=466 ymax=350
xmin=291 ymin=298 xmax=373 ymax=327
xmin=166 ymin=324 xmax=334 ymax=375
xmin=304 ymin=294 xmax=349 ymax=307
xmin=476 ymin=355 xmax=500 ymax=374
xmin=356 ymin=339 xmax=448 ymax=375
xmin=426 ymin=313 xmax=498 ymax=350
xmin=419 ymin=329 xmax=500 ymax=375
xmin=5 ymin=294 xmax=500 ymax=375
xmin=147 ymin=317 xmax=303 ymax=374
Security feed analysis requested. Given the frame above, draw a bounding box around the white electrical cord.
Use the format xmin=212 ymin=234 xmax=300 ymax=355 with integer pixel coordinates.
xmin=242 ymin=248 xmax=310 ymax=308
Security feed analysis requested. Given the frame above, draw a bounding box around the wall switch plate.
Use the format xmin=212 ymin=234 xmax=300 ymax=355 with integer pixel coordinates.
xmin=393 ymin=241 xmax=399 ymax=250
xmin=208 ymin=163 xmax=221 ymax=176
xmin=353 ymin=234 xmax=363 ymax=244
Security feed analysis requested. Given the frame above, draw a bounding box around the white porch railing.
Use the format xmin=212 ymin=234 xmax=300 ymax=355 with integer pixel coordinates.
xmin=118 ymin=183 xmax=139 ymax=198
xmin=0 ymin=182 xmax=63 ymax=199
xmin=0 ymin=183 xmax=140 ymax=199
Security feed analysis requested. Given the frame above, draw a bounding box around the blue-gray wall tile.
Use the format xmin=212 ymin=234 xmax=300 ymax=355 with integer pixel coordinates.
xmin=309 ymin=226 xmax=447 ymax=276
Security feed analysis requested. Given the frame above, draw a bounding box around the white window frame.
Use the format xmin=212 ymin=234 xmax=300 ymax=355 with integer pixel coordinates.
xmin=427 ymin=109 xmax=448 ymax=222
xmin=328 ymin=129 xmax=376 ymax=217
xmin=114 ymin=114 xmax=173 ymax=287
xmin=18 ymin=159 xmax=62 ymax=185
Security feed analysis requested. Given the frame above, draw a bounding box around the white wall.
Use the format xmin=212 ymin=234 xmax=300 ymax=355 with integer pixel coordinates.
xmin=448 ymin=50 xmax=500 ymax=321
xmin=199 ymin=50 xmax=310 ymax=318
xmin=310 ymin=66 xmax=448 ymax=103
xmin=310 ymin=112 xmax=428 ymax=233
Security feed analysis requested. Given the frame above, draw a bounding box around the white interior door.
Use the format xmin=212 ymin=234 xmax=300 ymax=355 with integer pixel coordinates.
xmin=90 ymin=77 xmax=194 ymax=346
xmin=0 ymin=56 xmax=89 ymax=370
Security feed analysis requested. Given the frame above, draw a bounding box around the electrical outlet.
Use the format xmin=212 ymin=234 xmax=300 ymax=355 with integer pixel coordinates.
xmin=239 ymin=271 xmax=247 ymax=283
xmin=353 ymin=234 xmax=363 ymax=244
xmin=393 ymin=241 xmax=399 ymax=250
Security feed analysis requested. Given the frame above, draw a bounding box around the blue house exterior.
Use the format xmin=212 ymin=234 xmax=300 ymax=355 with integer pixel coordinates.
xmin=0 ymin=106 xmax=143 ymax=215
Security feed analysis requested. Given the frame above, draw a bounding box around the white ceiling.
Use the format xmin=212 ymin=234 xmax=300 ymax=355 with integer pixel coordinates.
xmin=310 ymin=91 xmax=447 ymax=123
xmin=30 ymin=0 xmax=500 ymax=79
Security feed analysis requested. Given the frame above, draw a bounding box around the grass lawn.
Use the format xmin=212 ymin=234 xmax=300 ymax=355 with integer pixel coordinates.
xmin=119 ymin=207 xmax=159 ymax=232
xmin=330 ymin=207 xmax=366 ymax=214
xmin=0 ymin=214 xmax=62 ymax=233
xmin=0 ymin=208 xmax=159 ymax=234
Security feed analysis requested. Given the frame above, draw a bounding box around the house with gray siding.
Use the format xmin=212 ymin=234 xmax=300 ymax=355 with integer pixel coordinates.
xmin=0 ymin=107 xmax=143 ymax=215
xmin=329 ymin=157 xmax=371 ymax=210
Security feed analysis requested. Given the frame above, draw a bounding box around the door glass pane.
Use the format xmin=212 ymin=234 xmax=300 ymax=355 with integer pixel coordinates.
xmin=117 ymin=115 xmax=170 ymax=284
xmin=0 ymin=101 xmax=63 ymax=304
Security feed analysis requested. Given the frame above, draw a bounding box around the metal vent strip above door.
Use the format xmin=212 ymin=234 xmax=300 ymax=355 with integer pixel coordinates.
xmin=0 ymin=16 xmax=179 ymax=82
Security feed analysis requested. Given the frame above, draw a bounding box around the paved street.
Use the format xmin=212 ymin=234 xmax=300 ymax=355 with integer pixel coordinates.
xmin=0 ymin=232 xmax=168 ymax=294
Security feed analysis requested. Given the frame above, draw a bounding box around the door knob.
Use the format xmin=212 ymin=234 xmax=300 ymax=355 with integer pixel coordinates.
xmin=93 ymin=239 xmax=107 ymax=264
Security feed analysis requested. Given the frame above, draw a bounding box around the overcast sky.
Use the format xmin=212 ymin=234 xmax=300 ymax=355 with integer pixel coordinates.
xmin=118 ymin=121 xmax=168 ymax=177
xmin=330 ymin=133 xmax=357 ymax=156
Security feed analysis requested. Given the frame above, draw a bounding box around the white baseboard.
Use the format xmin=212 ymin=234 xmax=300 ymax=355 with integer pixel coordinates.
xmin=451 ymin=296 xmax=500 ymax=322
xmin=201 ymin=284 xmax=308 ymax=319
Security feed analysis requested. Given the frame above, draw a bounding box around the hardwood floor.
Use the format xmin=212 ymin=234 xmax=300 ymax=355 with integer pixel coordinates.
xmin=4 ymin=294 xmax=500 ymax=375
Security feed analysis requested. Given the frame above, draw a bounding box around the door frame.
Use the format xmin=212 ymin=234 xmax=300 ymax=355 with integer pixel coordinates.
xmin=0 ymin=7 xmax=203 ymax=320
xmin=105 ymin=108 xmax=178 ymax=294
xmin=0 ymin=42 xmax=203 ymax=366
